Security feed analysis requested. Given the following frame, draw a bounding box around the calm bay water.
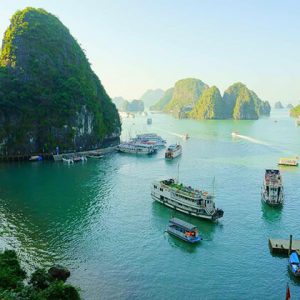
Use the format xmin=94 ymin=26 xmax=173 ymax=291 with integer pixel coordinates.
xmin=1 ymin=109 xmax=300 ymax=299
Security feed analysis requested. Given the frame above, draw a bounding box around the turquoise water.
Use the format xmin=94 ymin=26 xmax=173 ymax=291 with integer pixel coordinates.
xmin=0 ymin=109 xmax=300 ymax=299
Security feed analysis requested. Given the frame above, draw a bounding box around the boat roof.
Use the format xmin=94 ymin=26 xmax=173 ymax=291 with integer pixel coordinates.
xmin=169 ymin=218 xmax=197 ymax=231
xmin=279 ymin=157 xmax=298 ymax=161
xmin=290 ymin=252 xmax=300 ymax=263
xmin=265 ymin=169 xmax=280 ymax=175
xmin=168 ymin=144 xmax=178 ymax=149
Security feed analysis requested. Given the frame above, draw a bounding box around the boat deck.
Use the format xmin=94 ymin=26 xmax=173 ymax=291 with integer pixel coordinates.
xmin=269 ymin=238 xmax=300 ymax=255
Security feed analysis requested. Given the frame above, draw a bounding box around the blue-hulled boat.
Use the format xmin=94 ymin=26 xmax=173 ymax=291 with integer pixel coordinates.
xmin=166 ymin=218 xmax=202 ymax=243
xmin=288 ymin=252 xmax=300 ymax=277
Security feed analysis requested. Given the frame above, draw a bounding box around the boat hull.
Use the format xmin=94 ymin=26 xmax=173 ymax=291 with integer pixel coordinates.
xmin=118 ymin=148 xmax=156 ymax=155
xmin=166 ymin=227 xmax=201 ymax=243
xmin=289 ymin=265 xmax=300 ymax=277
xmin=261 ymin=191 xmax=283 ymax=207
xmin=151 ymin=194 xmax=220 ymax=221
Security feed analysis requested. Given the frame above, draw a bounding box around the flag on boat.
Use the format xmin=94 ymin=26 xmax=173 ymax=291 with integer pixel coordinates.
xmin=285 ymin=283 xmax=290 ymax=300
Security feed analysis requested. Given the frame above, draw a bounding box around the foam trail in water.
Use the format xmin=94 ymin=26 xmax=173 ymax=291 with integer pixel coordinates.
xmin=232 ymin=133 xmax=270 ymax=146
xmin=232 ymin=133 xmax=298 ymax=156
xmin=151 ymin=127 xmax=184 ymax=138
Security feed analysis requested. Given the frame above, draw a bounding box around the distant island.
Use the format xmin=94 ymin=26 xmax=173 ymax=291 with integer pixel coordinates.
xmin=274 ymin=101 xmax=284 ymax=109
xmin=0 ymin=8 xmax=121 ymax=157
xmin=151 ymin=78 xmax=271 ymax=120
xmin=112 ymin=97 xmax=145 ymax=112
xmin=139 ymin=89 xmax=164 ymax=108
xmin=112 ymin=89 xmax=164 ymax=112
xmin=286 ymin=103 xmax=294 ymax=109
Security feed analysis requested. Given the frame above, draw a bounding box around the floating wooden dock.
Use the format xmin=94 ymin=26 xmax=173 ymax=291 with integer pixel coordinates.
xmin=269 ymin=236 xmax=300 ymax=255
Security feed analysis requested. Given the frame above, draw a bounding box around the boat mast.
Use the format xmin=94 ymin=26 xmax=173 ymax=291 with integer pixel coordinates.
xmin=212 ymin=176 xmax=215 ymax=197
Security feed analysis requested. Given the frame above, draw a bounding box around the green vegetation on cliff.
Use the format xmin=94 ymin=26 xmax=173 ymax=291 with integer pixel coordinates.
xmin=290 ymin=105 xmax=300 ymax=117
xmin=223 ymin=82 xmax=269 ymax=120
xmin=189 ymin=86 xmax=224 ymax=119
xmin=151 ymin=79 xmax=269 ymax=120
xmin=0 ymin=249 xmax=80 ymax=299
xmin=150 ymin=88 xmax=174 ymax=111
xmin=0 ymin=7 xmax=120 ymax=155
xmin=164 ymin=78 xmax=208 ymax=116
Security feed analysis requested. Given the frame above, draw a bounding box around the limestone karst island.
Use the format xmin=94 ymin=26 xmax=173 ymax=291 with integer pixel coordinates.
xmin=0 ymin=3 xmax=299 ymax=300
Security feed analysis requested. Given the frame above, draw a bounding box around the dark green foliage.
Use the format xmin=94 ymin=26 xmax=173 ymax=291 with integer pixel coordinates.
xmin=0 ymin=250 xmax=80 ymax=300
xmin=164 ymin=78 xmax=208 ymax=116
xmin=30 ymin=269 xmax=51 ymax=290
xmin=150 ymin=88 xmax=174 ymax=111
xmin=189 ymin=86 xmax=224 ymax=119
xmin=290 ymin=105 xmax=300 ymax=117
xmin=0 ymin=7 xmax=120 ymax=155
xmin=0 ymin=250 xmax=26 ymax=290
xmin=223 ymin=82 xmax=269 ymax=120
xmin=40 ymin=281 xmax=80 ymax=300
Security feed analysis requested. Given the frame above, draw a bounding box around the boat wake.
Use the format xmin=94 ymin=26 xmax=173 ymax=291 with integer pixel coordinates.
xmin=231 ymin=132 xmax=298 ymax=156
xmin=231 ymin=133 xmax=270 ymax=146
xmin=152 ymin=127 xmax=186 ymax=139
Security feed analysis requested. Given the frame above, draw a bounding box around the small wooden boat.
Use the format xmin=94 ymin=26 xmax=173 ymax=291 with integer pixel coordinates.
xmin=87 ymin=154 xmax=103 ymax=159
xmin=62 ymin=157 xmax=74 ymax=164
xmin=73 ymin=156 xmax=87 ymax=163
xmin=278 ymin=157 xmax=298 ymax=166
xmin=182 ymin=133 xmax=189 ymax=140
xmin=166 ymin=218 xmax=202 ymax=243
xmin=288 ymin=252 xmax=300 ymax=277
xmin=29 ymin=155 xmax=43 ymax=161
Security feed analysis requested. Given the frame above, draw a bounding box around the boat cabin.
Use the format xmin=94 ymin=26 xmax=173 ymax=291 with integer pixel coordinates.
xmin=167 ymin=218 xmax=201 ymax=243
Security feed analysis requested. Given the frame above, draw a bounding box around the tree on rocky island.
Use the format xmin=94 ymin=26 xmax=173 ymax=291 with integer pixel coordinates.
xmin=0 ymin=7 xmax=121 ymax=156
xmin=163 ymin=78 xmax=209 ymax=117
xmin=0 ymin=249 xmax=81 ymax=299
xmin=189 ymin=86 xmax=224 ymax=119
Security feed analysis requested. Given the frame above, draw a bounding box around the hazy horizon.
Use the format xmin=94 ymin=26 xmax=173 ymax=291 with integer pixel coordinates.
xmin=1 ymin=0 xmax=300 ymax=105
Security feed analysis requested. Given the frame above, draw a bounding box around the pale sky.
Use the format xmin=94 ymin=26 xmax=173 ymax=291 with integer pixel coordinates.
xmin=1 ymin=0 xmax=300 ymax=104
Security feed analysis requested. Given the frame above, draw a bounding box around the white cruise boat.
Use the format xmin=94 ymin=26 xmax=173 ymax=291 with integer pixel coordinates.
xmin=165 ymin=144 xmax=182 ymax=159
xmin=151 ymin=178 xmax=224 ymax=221
xmin=117 ymin=142 xmax=157 ymax=155
xmin=134 ymin=133 xmax=166 ymax=147
xmin=261 ymin=169 xmax=284 ymax=206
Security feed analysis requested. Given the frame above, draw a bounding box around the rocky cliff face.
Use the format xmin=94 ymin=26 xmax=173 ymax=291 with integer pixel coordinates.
xmin=223 ymin=83 xmax=269 ymax=120
xmin=0 ymin=7 xmax=120 ymax=155
xmin=150 ymin=88 xmax=174 ymax=111
xmin=139 ymin=89 xmax=164 ymax=108
xmin=189 ymin=86 xmax=224 ymax=119
xmin=164 ymin=78 xmax=208 ymax=117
